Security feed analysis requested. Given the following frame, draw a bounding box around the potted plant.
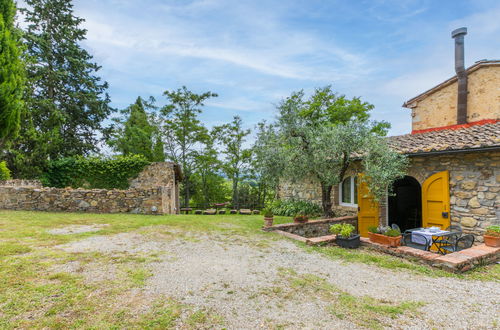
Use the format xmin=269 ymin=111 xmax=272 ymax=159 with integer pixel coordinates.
xmin=330 ymin=223 xmax=360 ymax=249
xmin=367 ymin=226 xmax=402 ymax=247
xmin=263 ymin=208 xmax=274 ymax=227
xmin=484 ymin=225 xmax=500 ymax=247
xmin=293 ymin=213 xmax=308 ymax=224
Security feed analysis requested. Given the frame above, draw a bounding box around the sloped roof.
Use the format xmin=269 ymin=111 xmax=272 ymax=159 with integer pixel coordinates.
xmin=387 ymin=121 xmax=500 ymax=155
xmin=403 ymin=60 xmax=500 ymax=108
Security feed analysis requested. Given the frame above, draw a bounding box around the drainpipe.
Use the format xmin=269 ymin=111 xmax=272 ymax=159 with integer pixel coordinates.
xmin=451 ymin=27 xmax=468 ymax=125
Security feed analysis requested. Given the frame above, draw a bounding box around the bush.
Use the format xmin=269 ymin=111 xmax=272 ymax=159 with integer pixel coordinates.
xmin=262 ymin=208 xmax=273 ymax=218
xmin=486 ymin=225 xmax=500 ymax=237
xmin=0 ymin=161 xmax=11 ymax=181
xmin=369 ymin=226 xmax=401 ymax=237
xmin=270 ymin=199 xmax=322 ymax=217
xmin=41 ymin=155 xmax=150 ymax=189
xmin=330 ymin=223 xmax=355 ymax=238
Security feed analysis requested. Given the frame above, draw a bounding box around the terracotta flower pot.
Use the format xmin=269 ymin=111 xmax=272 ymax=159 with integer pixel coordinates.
xmin=264 ymin=217 xmax=274 ymax=227
xmin=368 ymin=232 xmax=402 ymax=247
xmin=293 ymin=216 xmax=308 ymax=224
xmin=483 ymin=235 xmax=500 ymax=247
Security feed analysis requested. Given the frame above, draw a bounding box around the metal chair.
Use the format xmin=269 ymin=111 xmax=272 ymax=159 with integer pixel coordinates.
xmin=434 ymin=225 xmax=463 ymax=250
xmin=402 ymin=232 xmax=429 ymax=251
xmin=445 ymin=224 xmax=463 ymax=234
xmin=441 ymin=234 xmax=475 ymax=253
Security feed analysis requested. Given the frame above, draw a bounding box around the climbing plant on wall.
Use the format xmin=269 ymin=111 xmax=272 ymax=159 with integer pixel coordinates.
xmin=41 ymin=155 xmax=150 ymax=189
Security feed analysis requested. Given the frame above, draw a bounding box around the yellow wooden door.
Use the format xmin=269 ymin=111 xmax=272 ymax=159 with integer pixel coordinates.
xmin=357 ymin=178 xmax=379 ymax=237
xmin=422 ymin=171 xmax=450 ymax=229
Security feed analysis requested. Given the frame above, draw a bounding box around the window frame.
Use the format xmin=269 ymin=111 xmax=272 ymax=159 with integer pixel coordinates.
xmin=339 ymin=176 xmax=358 ymax=207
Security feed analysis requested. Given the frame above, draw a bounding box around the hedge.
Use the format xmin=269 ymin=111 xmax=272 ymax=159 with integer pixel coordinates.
xmin=270 ymin=199 xmax=322 ymax=217
xmin=0 ymin=161 xmax=11 ymax=181
xmin=41 ymin=155 xmax=150 ymax=189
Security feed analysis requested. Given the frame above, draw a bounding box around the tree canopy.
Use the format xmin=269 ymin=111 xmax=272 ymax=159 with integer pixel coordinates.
xmin=4 ymin=0 xmax=111 ymax=177
xmin=256 ymin=86 xmax=408 ymax=217
xmin=0 ymin=0 xmax=24 ymax=149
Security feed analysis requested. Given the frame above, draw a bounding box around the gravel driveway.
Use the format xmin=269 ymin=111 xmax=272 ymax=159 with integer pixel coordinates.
xmin=56 ymin=229 xmax=500 ymax=329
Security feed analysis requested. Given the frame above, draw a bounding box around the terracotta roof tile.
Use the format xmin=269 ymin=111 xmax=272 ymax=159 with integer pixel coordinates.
xmin=387 ymin=122 xmax=500 ymax=154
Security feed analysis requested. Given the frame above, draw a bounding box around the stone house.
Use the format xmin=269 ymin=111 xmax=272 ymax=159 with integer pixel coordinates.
xmin=279 ymin=28 xmax=499 ymax=243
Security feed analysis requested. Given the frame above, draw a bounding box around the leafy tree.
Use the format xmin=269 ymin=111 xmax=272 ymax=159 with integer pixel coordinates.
xmin=191 ymin=130 xmax=226 ymax=207
xmin=109 ymin=97 xmax=159 ymax=161
xmin=214 ymin=116 xmax=251 ymax=209
xmin=160 ymin=86 xmax=217 ymax=207
xmin=256 ymin=87 xmax=407 ymax=217
xmin=5 ymin=0 xmax=111 ymax=177
xmin=0 ymin=0 xmax=24 ymax=149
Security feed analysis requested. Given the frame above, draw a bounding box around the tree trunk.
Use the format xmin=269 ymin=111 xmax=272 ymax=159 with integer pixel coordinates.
xmin=183 ymin=175 xmax=190 ymax=207
xmin=321 ymin=184 xmax=334 ymax=218
xmin=232 ymin=178 xmax=239 ymax=209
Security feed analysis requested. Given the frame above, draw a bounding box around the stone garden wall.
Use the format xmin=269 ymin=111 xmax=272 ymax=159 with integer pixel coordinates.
xmin=0 ymin=186 xmax=169 ymax=215
xmin=265 ymin=216 xmax=358 ymax=238
xmin=0 ymin=179 xmax=42 ymax=188
xmin=0 ymin=162 xmax=181 ymax=215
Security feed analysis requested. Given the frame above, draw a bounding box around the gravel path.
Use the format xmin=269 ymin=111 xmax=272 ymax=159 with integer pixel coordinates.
xmin=56 ymin=231 xmax=500 ymax=329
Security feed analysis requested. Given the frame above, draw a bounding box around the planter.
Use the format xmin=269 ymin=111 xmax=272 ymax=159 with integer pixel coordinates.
xmin=368 ymin=232 xmax=402 ymax=247
xmin=335 ymin=234 xmax=360 ymax=249
xmin=293 ymin=217 xmax=308 ymax=224
xmin=484 ymin=235 xmax=500 ymax=247
xmin=264 ymin=217 xmax=274 ymax=227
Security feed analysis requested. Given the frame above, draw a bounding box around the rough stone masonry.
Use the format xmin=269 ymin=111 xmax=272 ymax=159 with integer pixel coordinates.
xmin=0 ymin=162 xmax=181 ymax=215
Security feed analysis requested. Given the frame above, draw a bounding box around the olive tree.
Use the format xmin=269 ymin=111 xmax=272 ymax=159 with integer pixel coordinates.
xmin=255 ymin=87 xmax=408 ymax=217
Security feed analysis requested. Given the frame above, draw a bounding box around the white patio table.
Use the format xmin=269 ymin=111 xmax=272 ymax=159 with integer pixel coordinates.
xmin=410 ymin=228 xmax=451 ymax=252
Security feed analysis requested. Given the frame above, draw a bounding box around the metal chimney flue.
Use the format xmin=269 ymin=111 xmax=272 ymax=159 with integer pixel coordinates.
xmin=451 ymin=27 xmax=468 ymax=125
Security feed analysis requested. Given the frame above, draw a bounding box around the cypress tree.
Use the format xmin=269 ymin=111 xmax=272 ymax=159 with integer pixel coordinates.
xmin=0 ymin=0 xmax=24 ymax=149
xmin=109 ymin=97 xmax=157 ymax=161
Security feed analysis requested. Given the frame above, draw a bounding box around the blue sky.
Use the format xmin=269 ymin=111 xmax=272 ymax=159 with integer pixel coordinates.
xmin=27 ymin=0 xmax=500 ymax=137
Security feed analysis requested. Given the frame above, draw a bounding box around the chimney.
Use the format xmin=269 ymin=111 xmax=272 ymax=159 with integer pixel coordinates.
xmin=451 ymin=27 xmax=468 ymax=125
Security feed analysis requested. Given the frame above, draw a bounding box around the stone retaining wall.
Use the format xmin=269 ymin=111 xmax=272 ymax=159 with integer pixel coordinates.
xmin=264 ymin=216 xmax=358 ymax=238
xmin=0 ymin=186 xmax=169 ymax=215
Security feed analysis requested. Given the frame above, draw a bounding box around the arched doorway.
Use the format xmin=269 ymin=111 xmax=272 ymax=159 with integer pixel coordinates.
xmin=388 ymin=176 xmax=422 ymax=232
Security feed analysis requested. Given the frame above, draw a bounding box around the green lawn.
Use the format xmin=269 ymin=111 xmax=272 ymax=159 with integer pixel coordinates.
xmin=0 ymin=210 xmax=498 ymax=328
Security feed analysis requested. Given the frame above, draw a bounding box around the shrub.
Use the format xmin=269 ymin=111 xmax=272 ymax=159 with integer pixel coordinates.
xmin=384 ymin=228 xmax=402 ymax=237
xmin=369 ymin=226 xmax=402 ymax=237
xmin=0 ymin=161 xmax=11 ymax=181
xmin=41 ymin=155 xmax=150 ymax=189
xmin=262 ymin=208 xmax=273 ymax=218
xmin=270 ymin=199 xmax=322 ymax=217
xmin=486 ymin=225 xmax=500 ymax=237
xmin=330 ymin=223 xmax=356 ymax=238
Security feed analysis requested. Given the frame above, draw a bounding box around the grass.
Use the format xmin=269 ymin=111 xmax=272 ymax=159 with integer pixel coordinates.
xmin=276 ymin=268 xmax=425 ymax=329
xmin=302 ymin=243 xmax=500 ymax=281
xmin=0 ymin=210 xmax=498 ymax=328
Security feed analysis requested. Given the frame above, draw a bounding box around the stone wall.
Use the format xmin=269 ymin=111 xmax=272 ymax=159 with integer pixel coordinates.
xmin=278 ymin=168 xmax=359 ymax=218
xmin=408 ymin=64 xmax=500 ymax=131
xmin=0 ymin=162 xmax=181 ymax=215
xmin=0 ymin=179 xmax=42 ymax=188
xmin=264 ymin=216 xmax=358 ymax=238
xmin=404 ymin=151 xmax=500 ymax=242
xmin=0 ymin=186 xmax=168 ymax=214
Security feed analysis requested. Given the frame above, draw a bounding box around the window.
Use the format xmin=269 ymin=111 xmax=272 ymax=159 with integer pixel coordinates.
xmin=340 ymin=176 xmax=358 ymax=206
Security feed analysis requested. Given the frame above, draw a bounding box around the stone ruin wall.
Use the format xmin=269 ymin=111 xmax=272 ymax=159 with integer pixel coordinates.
xmin=0 ymin=162 xmax=180 ymax=215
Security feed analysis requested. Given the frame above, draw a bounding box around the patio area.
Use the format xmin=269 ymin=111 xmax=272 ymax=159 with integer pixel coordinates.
xmin=266 ymin=217 xmax=500 ymax=273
